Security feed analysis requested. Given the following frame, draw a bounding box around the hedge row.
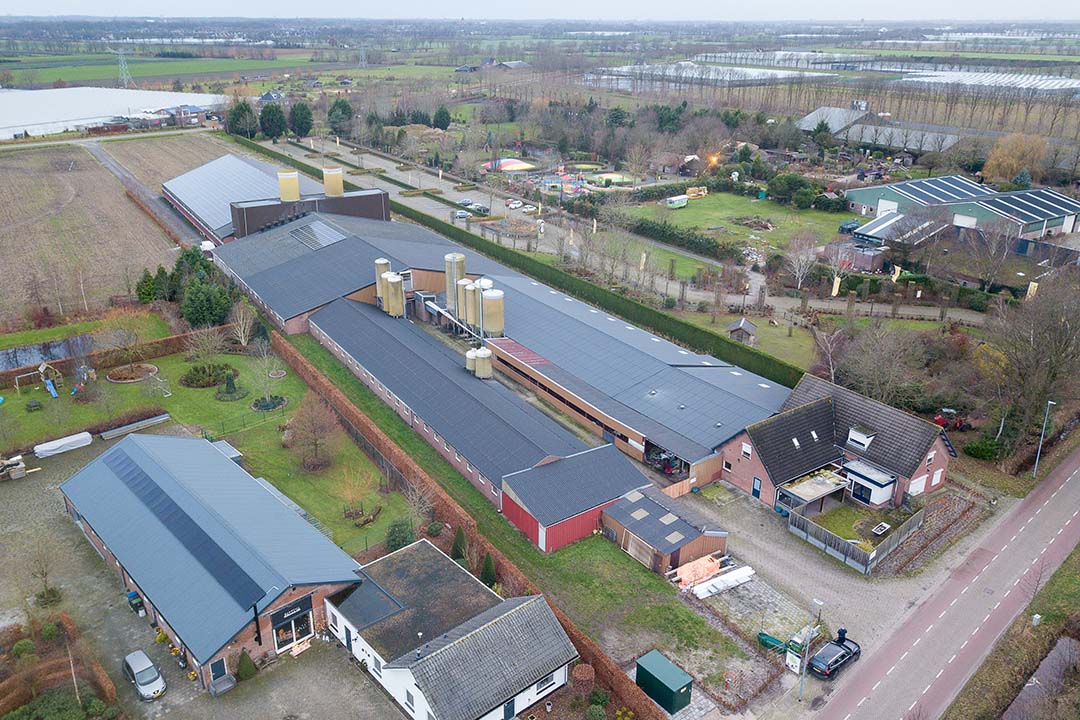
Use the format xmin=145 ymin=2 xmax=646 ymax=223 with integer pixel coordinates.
xmin=230 ymin=135 xmax=803 ymax=387
xmin=628 ymin=218 xmax=742 ymax=261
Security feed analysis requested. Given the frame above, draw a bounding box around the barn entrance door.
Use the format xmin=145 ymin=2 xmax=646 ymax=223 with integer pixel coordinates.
xmin=623 ymin=531 xmax=653 ymax=568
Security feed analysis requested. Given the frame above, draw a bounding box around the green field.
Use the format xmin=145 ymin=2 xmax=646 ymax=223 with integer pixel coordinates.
xmin=676 ymin=311 xmax=816 ymax=368
xmin=0 ymin=313 xmax=171 ymax=351
xmin=3 ymin=52 xmax=322 ymax=85
xmin=628 ymin=192 xmax=858 ymax=250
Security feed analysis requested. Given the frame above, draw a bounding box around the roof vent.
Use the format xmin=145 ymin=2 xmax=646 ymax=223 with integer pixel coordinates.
xmin=715 ymin=422 xmax=723 ymax=427
xmin=811 ymin=430 xmax=819 ymax=441
xmin=649 ymin=390 xmax=657 ymax=396
xmin=678 ymin=404 xmax=686 ymax=410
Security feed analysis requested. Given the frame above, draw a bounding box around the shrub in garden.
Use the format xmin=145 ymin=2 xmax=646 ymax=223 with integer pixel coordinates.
xmin=963 ymin=438 xmax=1003 ymax=461
xmin=426 ymin=522 xmax=442 ymax=537
xmin=385 ymin=519 xmax=416 ymax=552
xmin=180 ymin=363 xmax=237 ymax=388
xmin=41 ymin=622 xmax=59 ymax=642
xmin=586 ymin=705 xmax=607 ymax=720
xmin=236 ymin=649 xmax=257 ymax=681
xmin=480 ymin=552 xmax=497 ymax=587
xmin=84 ymin=697 xmax=108 ymax=717
xmin=589 ymin=688 xmax=611 ymax=708
xmin=451 ymin=526 xmax=467 ymax=560
xmin=12 ymin=638 xmax=35 ymax=658
xmin=662 ymin=297 xmax=677 ymax=309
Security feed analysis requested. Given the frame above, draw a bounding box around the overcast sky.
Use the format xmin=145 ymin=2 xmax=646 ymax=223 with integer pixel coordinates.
xmin=2 ymin=1 xmax=1078 ymax=22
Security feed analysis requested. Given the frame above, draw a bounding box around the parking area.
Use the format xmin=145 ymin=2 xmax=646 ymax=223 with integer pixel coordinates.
xmin=0 ymin=430 xmax=403 ymax=720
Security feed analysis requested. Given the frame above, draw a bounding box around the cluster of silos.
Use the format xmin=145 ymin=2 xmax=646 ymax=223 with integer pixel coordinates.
xmin=465 ymin=346 xmax=493 ymax=379
xmin=374 ymin=258 xmax=405 ymax=318
xmin=453 ymin=275 xmax=504 ymax=338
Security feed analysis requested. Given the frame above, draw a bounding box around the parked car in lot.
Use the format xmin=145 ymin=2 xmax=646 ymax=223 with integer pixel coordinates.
xmin=454 ymin=210 xmax=473 ymax=219
xmin=521 ymin=205 xmax=538 ymax=214
xmin=470 ymin=204 xmax=490 ymax=214
xmin=458 ymin=198 xmax=475 ymax=207
xmin=808 ymin=631 xmax=860 ymax=680
xmin=122 ymin=651 xmax=167 ymax=701
xmin=506 ymin=199 xmax=523 ymax=209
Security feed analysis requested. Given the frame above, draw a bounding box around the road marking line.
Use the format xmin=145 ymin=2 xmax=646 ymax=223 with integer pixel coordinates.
xmin=843 ymin=715 xmax=851 ymax=720
xmin=1001 ymin=545 xmax=1008 ymax=553
xmin=1005 ymin=589 xmax=1011 ymax=598
xmin=961 ymin=640 xmax=969 ymax=649
xmin=1015 ymin=578 xmax=1022 ymax=586
xmin=1011 ymin=534 xmax=1018 ymax=542
xmin=994 ymin=602 xmax=1001 ymax=610
xmin=858 ymin=697 xmax=867 ymax=707
xmin=984 ymin=613 xmax=992 ymax=623
xmin=913 ymin=637 xmax=921 ymax=647
xmin=971 ymin=627 xmax=980 ymax=636
xmin=1043 ymin=499 xmax=1049 ymax=507
xmin=887 ymin=665 xmax=896 ymax=676
xmin=873 ymin=681 xmax=882 ymax=691
xmin=1049 ymin=536 xmax=1056 ymax=545
xmin=961 ymin=586 xmax=969 ymax=594
xmin=1073 ymin=509 xmax=1079 ymax=518
xmin=1040 ymin=547 xmax=1047 ymax=555
xmin=949 ymin=654 xmax=957 ymax=664
xmin=992 ymin=553 xmax=1000 ymax=562
xmin=901 ymin=651 xmax=909 ymax=660
xmin=909 ymin=701 xmax=918 ymax=712
xmin=925 ymin=624 xmax=934 ymax=634
xmin=1033 ymin=557 xmax=1041 ymax=565
xmin=937 ymin=669 xmax=944 ymax=679
xmin=941 ymin=609 xmax=949 ymax=618
xmin=950 ymin=598 xmax=958 ymax=607
xmin=923 ymin=684 xmax=933 ymax=695
xmin=1036 ymin=508 xmax=1043 ymax=515
xmin=1052 ymin=489 xmax=1059 ymax=498
xmin=1058 ymin=528 xmax=1065 ymax=536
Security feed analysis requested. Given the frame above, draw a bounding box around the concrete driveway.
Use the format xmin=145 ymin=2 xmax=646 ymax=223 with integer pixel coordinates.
xmin=0 ymin=433 xmax=403 ymax=720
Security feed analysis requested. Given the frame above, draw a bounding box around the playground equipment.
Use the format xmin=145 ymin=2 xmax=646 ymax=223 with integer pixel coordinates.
xmin=14 ymin=363 xmax=64 ymax=396
xmin=147 ymin=376 xmax=172 ymax=398
xmin=70 ymin=365 xmax=97 ymax=396
xmin=687 ymin=186 xmax=708 ymax=199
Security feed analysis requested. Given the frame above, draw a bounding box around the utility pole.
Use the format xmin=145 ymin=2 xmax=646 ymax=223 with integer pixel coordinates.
xmin=798 ymin=598 xmax=824 ymax=702
xmin=1033 ymin=399 xmax=1057 ymax=479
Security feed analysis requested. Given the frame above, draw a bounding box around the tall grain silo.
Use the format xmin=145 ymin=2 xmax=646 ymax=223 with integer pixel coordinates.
xmin=375 ymin=258 xmax=391 ymax=302
xmin=277 ymin=170 xmax=300 ymax=202
xmin=444 ymin=253 xmax=466 ymax=315
xmin=481 ymin=289 xmax=505 ymax=337
xmin=384 ymin=273 xmax=405 ymax=318
xmin=474 ymin=347 xmax=493 ymax=379
xmin=322 ymin=166 xmax=344 ymax=197
xmin=464 ymin=283 xmax=478 ymax=328
xmin=465 ymin=348 xmax=477 ymax=373
xmin=455 ymin=279 xmax=472 ymax=322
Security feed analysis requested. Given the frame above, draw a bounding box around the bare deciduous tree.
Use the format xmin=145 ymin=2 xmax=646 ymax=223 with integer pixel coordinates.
xmin=229 ymin=300 xmax=256 ymax=348
xmin=248 ymin=338 xmax=283 ymax=403
xmin=963 ymin=222 xmax=1017 ymax=292
xmin=288 ymin=393 xmax=343 ymax=471
xmin=403 ymin=482 xmax=434 ymax=528
xmin=185 ymin=327 xmax=227 ymax=365
xmin=837 ymin=324 xmax=922 ymax=408
xmin=812 ymin=328 xmax=849 ymax=384
xmin=784 ymin=231 xmax=818 ymax=291
xmin=98 ymin=307 xmax=146 ymax=374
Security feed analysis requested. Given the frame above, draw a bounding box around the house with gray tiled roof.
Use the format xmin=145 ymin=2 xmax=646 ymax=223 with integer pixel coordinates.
xmin=325 ymin=540 xmax=577 ymax=720
xmin=713 ymin=376 xmax=954 ymax=510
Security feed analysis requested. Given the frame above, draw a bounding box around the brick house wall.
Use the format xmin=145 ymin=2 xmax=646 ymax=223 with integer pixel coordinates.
xmin=713 ymin=431 xmax=776 ymax=507
xmin=64 ymin=496 xmax=355 ymax=688
xmin=890 ymin=434 xmax=951 ymax=502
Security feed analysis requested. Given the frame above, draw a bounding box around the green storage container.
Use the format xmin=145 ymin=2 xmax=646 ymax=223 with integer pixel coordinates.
xmin=635 ymin=650 xmax=692 ymax=714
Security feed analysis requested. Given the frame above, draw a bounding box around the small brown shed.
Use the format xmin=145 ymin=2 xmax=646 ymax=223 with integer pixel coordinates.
xmin=727 ymin=317 xmax=757 ymax=345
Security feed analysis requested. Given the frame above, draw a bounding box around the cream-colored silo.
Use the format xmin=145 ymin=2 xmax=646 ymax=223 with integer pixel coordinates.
xmin=277 ymin=170 xmax=300 ymax=202
xmin=323 ymin=166 xmax=344 ymax=197
xmin=464 ymin=283 xmax=478 ymax=328
xmin=384 ymin=273 xmax=405 ymax=318
xmin=474 ymin=347 xmax=493 ymax=379
xmin=465 ymin=348 xmax=477 ymax=373
xmin=455 ymin=279 xmax=471 ymax=321
xmin=481 ymin=289 xmax=505 ymax=337
xmin=444 ymin=253 xmax=466 ymax=315
xmin=375 ymin=258 xmax=391 ymax=302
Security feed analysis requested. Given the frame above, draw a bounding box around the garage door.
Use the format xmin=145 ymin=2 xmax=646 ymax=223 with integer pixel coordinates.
xmin=622 ymin=531 xmax=653 ymax=568
xmin=909 ymin=475 xmax=927 ymax=495
xmin=877 ymin=199 xmax=899 ymax=215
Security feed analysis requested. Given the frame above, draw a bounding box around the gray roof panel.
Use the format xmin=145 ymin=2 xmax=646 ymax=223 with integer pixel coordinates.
xmin=796 ymin=107 xmax=871 ymax=133
xmin=745 ymin=398 xmax=844 ymax=486
xmin=60 ymin=435 xmax=360 ymax=662
xmin=502 ymin=445 xmax=650 ymax=526
xmin=603 ymin=486 xmax=722 ymax=555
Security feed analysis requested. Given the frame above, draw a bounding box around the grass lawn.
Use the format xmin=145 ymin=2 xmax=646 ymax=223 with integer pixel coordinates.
xmin=943 ymin=543 xmax=1080 ymax=720
xmin=628 ymin=192 xmax=859 ymax=250
xmin=0 ymin=313 xmax=171 ymax=352
xmin=287 ymin=334 xmax=745 ymax=663
xmin=812 ymin=502 xmax=914 ymax=550
xmin=676 ymin=311 xmax=816 ymax=368
xmin=7 ymin=53 xmax=320 ymax=84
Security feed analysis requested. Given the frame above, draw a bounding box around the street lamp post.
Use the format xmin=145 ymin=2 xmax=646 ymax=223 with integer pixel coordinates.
xmin=798 ymin=598 xmax=824 ymax=702
xmin=1033 ymin=400 xmax=1057 ymax=479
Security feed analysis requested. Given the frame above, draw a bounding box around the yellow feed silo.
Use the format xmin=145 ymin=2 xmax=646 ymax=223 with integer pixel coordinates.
xmin=455 ymin=279 xmax=472 ymax=321
xmin=481 ymin=289 xmax=505 ymax=337
xmin=277 ymin=170 xmax=300 ymax=202
xmin=323 ymin=166 xmax=344 ymax=197
xmin=474 ymin=347 xmax=493 ymax=379
xmin=465 ymin=348 xmax=477 ymax=373
xmin=384 ymin=273 xmax=405 ymax=318
xmin=375 ymin=258 xmax=391 ymax=302
xmin=464 ymin=283 xmax=478 ymax=328
xmin=444 ymin=253 xmax=466 ymax=315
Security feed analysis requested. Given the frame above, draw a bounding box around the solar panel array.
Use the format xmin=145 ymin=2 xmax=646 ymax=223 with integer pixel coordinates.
xmin=289 ymin=220 xmax=346 ymax=250
xmin=978 ymin=189 xmax=1080 ymax=225
xmin=890 ymin=175 xmax=996 ymax=205
xmin=104 ymin=449 xmax=265 ymax=609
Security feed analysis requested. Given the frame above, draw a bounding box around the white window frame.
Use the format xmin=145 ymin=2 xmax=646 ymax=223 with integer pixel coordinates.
xmin=405 ymin=689 xmax=414 ymax=710
xmin=536 ymin=671 xmax=556 ymax=692
xmin=741 ymin=442 xmax=752 ymax=460
xmin=723 ymin=460 xmax=732 ymax=472
xmin=926 ymin=451 xmax=936 ymax=467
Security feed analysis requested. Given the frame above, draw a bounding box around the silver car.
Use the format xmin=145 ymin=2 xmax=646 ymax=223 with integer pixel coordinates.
xmin=122 ymin=650 xmax=167 ymax=701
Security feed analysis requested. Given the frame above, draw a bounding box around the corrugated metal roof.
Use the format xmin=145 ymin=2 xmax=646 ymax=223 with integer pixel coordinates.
xmin=162 ymin=154 xmax=321 ymax=239
xmin=503 ymin=445 xmax=649 ymax=526
xmin=976 ymin=188 xmax=1080 ymax=225
xmin=309 ymin=298 xmax=584 ymax=482
xmin=796 ymin=107 xmax=872 ymax=133
xmin=389 ymin=596 xmax=577 ymax=720
xmin=59 ymin=435 xmax=360 ymax=662
xmin=885 ymin=175 xmax=996 ymax=206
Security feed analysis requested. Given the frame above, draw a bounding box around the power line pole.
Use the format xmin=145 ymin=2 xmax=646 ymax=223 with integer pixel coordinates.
xmin=109 ymin=48 xmax=133 ymax=89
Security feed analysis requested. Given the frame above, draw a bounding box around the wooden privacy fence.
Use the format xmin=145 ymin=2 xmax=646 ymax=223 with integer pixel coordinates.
xmin=787 ymin=506 xmax=925 ymax=575
xmin=270 ymin=333 xmax=667 ymax=720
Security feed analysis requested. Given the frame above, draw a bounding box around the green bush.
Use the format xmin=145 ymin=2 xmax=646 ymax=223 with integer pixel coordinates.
xmin=84 ymin=697 xmax=107 ymax=717
xmin=181 ymin=281 xmax=231 ymax=327
xmin=11 ymin=638 xmax=35 ymax=658
xmin=663 ymin=297 xmax=677 ymax=309
xmin=480 ymin=552 xmax=497 ymax=587
xmin=41 ymin=623 xmax=59 ymax=642
xmin=180 ymin=363 xmax=237 ymax=388
xmin=585 ymin=705 xmax=606 ymax=720
xmin=426 ymin=522 xmax=443 ymax=537
xmin=385 ymin=519 xmax=416 ymax=552
xmin=589 ymin=688 xmax=611 ymax=708
xmin=963 ymin=438 xmax=1004 ymax=461
xmin=101 ymin=708 xmax=120 ymax=720
xmin=451 ymin=526 xmax=467 ymax=560
xmin=3 ymin=689 xmax=84 ymax=720
xmin=236 ymin=649 xmax=257 ymax=681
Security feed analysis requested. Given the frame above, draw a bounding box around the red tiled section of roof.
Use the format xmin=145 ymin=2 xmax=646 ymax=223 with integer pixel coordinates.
xmin=488 ymin=337 xmax=550 ymax=366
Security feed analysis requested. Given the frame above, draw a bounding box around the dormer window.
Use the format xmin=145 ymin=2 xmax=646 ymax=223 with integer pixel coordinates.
xmin=792 ymin=438 xmax=800 ymax=449
xmin=847 ymin=427 xmax=875 ymax=450
xmin=810 ymin=430 xmax=819 ymax=441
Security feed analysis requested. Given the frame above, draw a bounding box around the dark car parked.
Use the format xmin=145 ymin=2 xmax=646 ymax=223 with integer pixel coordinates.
xmin=808 ymin=630 xmax=860 ymax=680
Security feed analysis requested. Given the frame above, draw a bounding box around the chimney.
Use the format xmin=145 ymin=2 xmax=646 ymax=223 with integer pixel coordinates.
xmin=323 ymin=166 xmax=344 ymax=198
xmin=277 ymin=169 xmax=300 ymax=202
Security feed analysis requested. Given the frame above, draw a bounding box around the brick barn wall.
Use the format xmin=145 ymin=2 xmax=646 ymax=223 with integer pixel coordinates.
xmin=714 ymin=432 xmax=776 ymax=507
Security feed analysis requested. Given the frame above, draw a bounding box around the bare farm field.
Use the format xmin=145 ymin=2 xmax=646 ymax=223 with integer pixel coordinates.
xmin=102 ymin=131 xmax=234 ymax=189
xmin=0 ymin=145 xmax=175 ymax=323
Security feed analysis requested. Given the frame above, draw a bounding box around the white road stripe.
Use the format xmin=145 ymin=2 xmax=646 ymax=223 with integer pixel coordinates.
xmin=901 ymin=651 xmax=909 ymax=660
xmin=913 ymin=637 xmax=921 ymax=647
xmin=1011 ymin=534 xmax=1017 ymax=542
xmin=950 ymin=598 xmax=957 ymax=607
xmin=984 ymin=613 xmax=992 ymax=623
xmin=961 ymin=640 xmax=969 ymax=649
xmin=1005 ymin=589 xmax=1012 ymax=598
xmin=923 ymin=684 xmax=933 ymax=695
xmin=949 ymin=654 xmax=957 ymax=664
xmin=873 ymin=681 xmax=882 ymax=691
xmin=961 ymin=586 xmax=969 ymax=594
xmin=940 ymin=609 xmax=948 ymax=618
xmin=887 ymin=665 xmax=896 ymax=676
xmin=1015 ymin=578 xmax=1022 ymax=586
xmin=925 ymin=624 xmax=934 ymax=634
xmin=909 ymin=701 xmax=918 ymax=712
xmin=858 ymin=697 xmax=867 ymax=707
xmin=1001 ymin=545 xmax=1008 ymax=553
xmin=937 ymin=669 xmax=944 ymax=679
xmin=1058 ymin=528 xmax=1065 ymax=536
xmin=994 ymin=602 xmax=1001 ymax=610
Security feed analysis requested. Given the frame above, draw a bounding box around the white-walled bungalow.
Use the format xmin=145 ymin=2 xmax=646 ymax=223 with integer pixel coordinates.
xmin=325 ymin=540 xmax=578 ymax=720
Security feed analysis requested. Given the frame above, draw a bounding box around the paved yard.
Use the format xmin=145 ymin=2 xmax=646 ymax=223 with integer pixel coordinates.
xmin=0 ymin=430 xmax=403 ymax=720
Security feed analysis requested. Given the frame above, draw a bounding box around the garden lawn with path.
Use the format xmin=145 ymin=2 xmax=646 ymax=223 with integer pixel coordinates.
xmin=287 ymin=334 xmax=748 ymax=674
xmin=0 ymin=350 xmax=405 ymax=558
xmin=812 ymin=502 xmax=915 ymax=551
xmin=627 ymin=191 xmax=858 ymax=250
xmin=675 ymin=310 xmax=816 ymax=368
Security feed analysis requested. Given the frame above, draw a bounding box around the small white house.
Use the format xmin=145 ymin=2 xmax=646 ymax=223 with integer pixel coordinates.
xmin=325 ymin=540 xmax=578 ymax=720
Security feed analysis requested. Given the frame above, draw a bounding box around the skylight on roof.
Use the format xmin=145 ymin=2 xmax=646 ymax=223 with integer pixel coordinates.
xmin=665 ymin=531 xmax=685 ymax=544
xmin=630 ymin=508 xmax=650 ymax=521
xmin=758 ymin=383 xmax=771 ymax=388
xmin=659 ymin=513 xmax=677 ymax=525
xmin=289 ymin=220 xmax=346 ymax=250
xmin=625 ymin=489 xmax=644 ymax=502
xmin=792 ymin=438 xmax=800 ymax=449
xmin=811 ymin=430 xmax=819 ymax=441
xmin=729 ymin=370 xmax=742 ymax=376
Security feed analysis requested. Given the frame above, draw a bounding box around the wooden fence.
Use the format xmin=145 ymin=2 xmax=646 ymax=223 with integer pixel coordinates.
xmin=787 ymin=505 xmax=925 ymax=575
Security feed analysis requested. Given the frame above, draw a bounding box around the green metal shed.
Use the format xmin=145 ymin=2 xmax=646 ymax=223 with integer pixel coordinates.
xmin=635 ymin=649 xmax=692 ymax=714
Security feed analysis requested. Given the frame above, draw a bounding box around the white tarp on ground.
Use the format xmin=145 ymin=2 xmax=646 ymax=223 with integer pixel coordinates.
xmin=0 ymin=87 xmax=231 ymax=139
xmin=692 ymin=566 xmax=756 ymax=599
xmin=35 ymin=431 xmax=92 ymax=458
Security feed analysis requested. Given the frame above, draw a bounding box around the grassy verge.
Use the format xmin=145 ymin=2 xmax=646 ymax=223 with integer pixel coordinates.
xmin=287 ymin=333 xmax=744 ymax=661
xmin=943 ymin=544 xmax=1080 ymax=720
xmin=0 ymin=313 xmax=171 ymax=351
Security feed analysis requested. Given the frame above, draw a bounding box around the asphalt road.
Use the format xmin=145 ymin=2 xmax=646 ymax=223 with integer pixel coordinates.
xmin=819 ymin=445 xmax=1080 ymax=720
